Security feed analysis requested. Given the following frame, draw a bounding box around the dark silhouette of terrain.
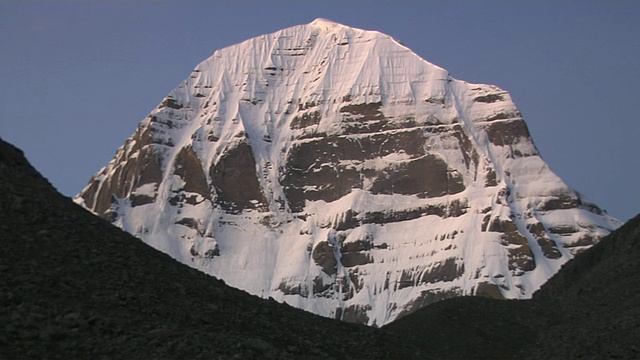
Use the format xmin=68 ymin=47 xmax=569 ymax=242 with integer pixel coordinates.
xmin=2 ymin=136 xmax=638 ymax=359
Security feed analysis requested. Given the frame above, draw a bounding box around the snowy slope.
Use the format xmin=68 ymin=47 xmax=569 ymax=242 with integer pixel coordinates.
xmin=76 ymin=19 xmax=620 ymax=326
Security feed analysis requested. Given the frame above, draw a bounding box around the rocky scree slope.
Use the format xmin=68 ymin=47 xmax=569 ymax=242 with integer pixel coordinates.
xmin=76 ymin=19 xmax=620 ymax=326
xmin=384 ymin=213 xmax=640 ymax=360
xmin=0 ymin=137 xmax=419 ymax=359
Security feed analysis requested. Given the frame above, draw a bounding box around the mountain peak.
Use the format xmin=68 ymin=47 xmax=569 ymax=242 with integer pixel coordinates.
xmin=77 ymin=21 xmax=620 ymax=326
xmin=309 ymin=17 xmax=344 ymax=28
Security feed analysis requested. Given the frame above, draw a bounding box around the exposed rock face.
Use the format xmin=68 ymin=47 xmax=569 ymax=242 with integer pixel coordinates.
xmin=76 ymin=18 xmax=620 ymax=326
xmin=210 ymin=140 xmax=267 ymax=212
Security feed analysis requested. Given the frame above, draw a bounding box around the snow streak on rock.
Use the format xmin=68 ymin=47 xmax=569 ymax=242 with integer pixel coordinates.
xmin=76 ymin=19 xmax=620 ymax=326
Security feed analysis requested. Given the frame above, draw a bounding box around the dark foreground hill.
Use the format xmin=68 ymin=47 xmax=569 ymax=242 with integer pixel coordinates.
xmin=0 ymin=137 xmax=418 ymax=359
xmin=2 ymin=135 xmax=639 ymax=360
xmin=385 ymin=214 xmax=640 ymax=359
xmin=529 ymin=210 xmax=640 ymax=359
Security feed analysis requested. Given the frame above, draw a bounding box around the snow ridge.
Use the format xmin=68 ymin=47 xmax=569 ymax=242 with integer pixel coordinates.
xmin=76 ymin=19 xmax=620 ymax=326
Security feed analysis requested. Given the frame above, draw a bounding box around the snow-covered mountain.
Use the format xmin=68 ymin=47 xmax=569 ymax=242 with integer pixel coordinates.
xmin=76 ymin=19 xmax=620 ymax=326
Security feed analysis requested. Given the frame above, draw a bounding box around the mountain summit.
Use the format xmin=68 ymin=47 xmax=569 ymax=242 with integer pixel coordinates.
xmin=76 ymin=19 xmax=620 ymax=326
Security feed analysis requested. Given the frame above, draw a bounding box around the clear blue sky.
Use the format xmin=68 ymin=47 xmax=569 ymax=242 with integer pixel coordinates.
xmin=1 ymin=1 xmax=638 ymax=222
